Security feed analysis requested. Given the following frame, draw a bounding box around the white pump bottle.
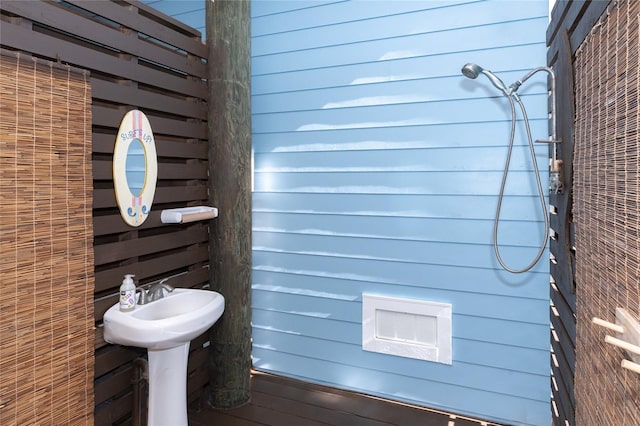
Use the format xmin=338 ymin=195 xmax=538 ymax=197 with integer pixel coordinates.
xmin=119 ymin=274 xmax=136 ymax=311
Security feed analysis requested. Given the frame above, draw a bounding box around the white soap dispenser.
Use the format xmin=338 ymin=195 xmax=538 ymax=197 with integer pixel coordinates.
xmin=119 ymin=274 xmax=136 ymax=312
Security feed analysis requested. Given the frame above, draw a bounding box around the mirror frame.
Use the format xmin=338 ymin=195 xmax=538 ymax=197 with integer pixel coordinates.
xmin=113 ymin=109 xmax=158 ymax=227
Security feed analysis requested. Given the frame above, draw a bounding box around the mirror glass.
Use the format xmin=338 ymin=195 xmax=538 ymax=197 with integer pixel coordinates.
xmin=125 ymin=139 xmax=146 ymax=197
xmin=113 ymin=109 xmax=157 ymax=227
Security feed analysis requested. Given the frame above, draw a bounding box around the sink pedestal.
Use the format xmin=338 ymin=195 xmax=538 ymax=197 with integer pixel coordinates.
xmin=147 ymin=343 xmax=191 ymax=426
xmin=102 ymin=288 xmax=225 ymax=426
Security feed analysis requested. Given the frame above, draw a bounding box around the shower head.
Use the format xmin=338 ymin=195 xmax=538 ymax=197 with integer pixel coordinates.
xmin=461 ymin=63 xmax=482 ymax=79
xmin=461 ymin=62 xmax=509 ymax=95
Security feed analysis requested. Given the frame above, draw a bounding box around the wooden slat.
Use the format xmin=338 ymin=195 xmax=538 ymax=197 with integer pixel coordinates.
xmin=551 ymin=311 xmax=576 ymax=385
xmin=0 ymin=1 xmax=206 ymax=78
xmin=93 ymin=158 xmax=207 ymax=181
xmin=94 ymin=226 xmax=209 ymax=266
xmin=252 ymin=374 xmax=460 ymax=425
xmin=92 ymin=105 xmax=207 ymax=139
xmin=551 ymin=267 xmax=577 ymax=335
xmin=547 ymin=1 xmax=609 ymax=57
xmin=94 ymin=248 xmax=209 ymax=292
xmin=93 ymin=132 xmax=208 ymax=159
xmin=187 ymin=364 xmax=210 ymax=396
xmin=91 ymin=77 xmax=207 ymax=119
xmin=95 ymin=345 xmax=138 ymax=379
xmin=94 ymin=185 xmax=208 ymax=209
xmin=551 ymin=292 xmax=576 ymax=372
xmin=94 ymin=392 xmax=133 ymax=426
xmin=121 ymin=0 xmax=202 ymax=38
xmin=551 ymin=340 xmax=575 ymax=426
xmin=547 ymin=1 xmax=589 ymax=56
xmin=95 ymin=366 xmax=133 ymax=406
xmin=189 ymin=372 xmax=500 ymax=426
xmin=65 ymin=0 xmax=206 ymax=57
xmin=0 ymin=20 xmax=206 ymax=98
xmin=93 ymin=211 xmax=164 ymax=236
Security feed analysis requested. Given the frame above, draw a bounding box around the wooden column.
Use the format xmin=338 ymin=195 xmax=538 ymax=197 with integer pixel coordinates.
xmin=206 ymin=0 xmax=252 ymax=409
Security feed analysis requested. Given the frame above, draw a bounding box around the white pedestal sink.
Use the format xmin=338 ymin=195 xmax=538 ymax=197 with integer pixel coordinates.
xmin=103 ymin=288 xmax=225 ymax=426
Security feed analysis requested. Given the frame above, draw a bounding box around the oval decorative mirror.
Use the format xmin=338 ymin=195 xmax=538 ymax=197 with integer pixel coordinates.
xmin=113 ymin=109 xmax=158 ymax=227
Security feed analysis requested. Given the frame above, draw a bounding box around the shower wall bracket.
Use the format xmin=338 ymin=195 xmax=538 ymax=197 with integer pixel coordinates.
xmin=593 ymin=308 xmax=640 ymax=374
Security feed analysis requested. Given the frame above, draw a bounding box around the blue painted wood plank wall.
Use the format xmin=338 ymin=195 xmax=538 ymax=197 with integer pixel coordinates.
xmin=144 ymin=1 xmax=551 ymax=425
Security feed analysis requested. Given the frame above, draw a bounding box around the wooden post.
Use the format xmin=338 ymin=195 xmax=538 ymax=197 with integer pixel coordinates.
xmin=206 ymin=0 xmax=252 ymax=409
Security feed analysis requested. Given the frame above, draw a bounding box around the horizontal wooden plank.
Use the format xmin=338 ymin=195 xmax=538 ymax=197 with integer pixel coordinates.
xmin=252 ymin=18 xmax=547 ymax=74
xmin=93 ymin=132 xmax=208 ymax=158
xmin=252 ymin=119 xmax=548 ymax=152
xmin=547 ymin=0 xmax=609 ymax=58
xmin=95 ymin=327 xmax=106 ymax=350
xmin=253 ymin=211 xmax=547 ymax=247
xmin=188 ymin=347 xmax=209 ymax=374
xmin=93 ymin=209 xmax=212 ymax=237
xmin=94 ymin=392 xmax=133 ymax=426
xmin=94 ymin=365 xmax=132 ymax=406
xmin=253 ymin=1 xmax=545 ymax=54
xmin=187 ymin=363 xmax=209 ymax=396
xmin=253 ymin=191 xmax=546 ymax=222
xmin=253 ymin=170 xmax=549 ymax=197
xmin=252 ymin=297 xmax=548 ymax=351
xmin=253 ymin=349 xmax=549 ymax=426
xmin=253 ymin=269 xmax=548 ymax=325
xmin=551 ymin=340 xmax=575 ymax=426
xmin=252 ymin=308 xmax=548 ymax=376
xmin=253 ymin=251 xmax=547 ymax=300
xmin=252 ymin=94 xmax=549 ymax=134
xmin=248 ymin=388 xmax=391 ymax=426
xmin=253 ymin=231 xmax=549 ymax=273
xmin=551 ymin=304 xmax=575 ymax=377
xmin=93 ymin=211 xmax=163 ymax=236
xmin=66 ymin=0 xmax=206 ymax=57
xmin=551 ymin=333 xmax=574 ymax=407
xmin=190 ymin=410 xmax=257 ymax=426
xmin=125 ymin=0 xmax=203 ymax=38
xmin=95 ymin=345 xmax=138 ymax=378
xmin=94 ymin=225 xmax=208 ymax=265
xmin=94 ymin=185 xmax=208 ymax=209
xmin=0 ymin=1 xmax=206 ymax=78
xmin=93 ymin=105 xmax=207 ymax=139
xmin=91 ymin=78 xmax=207 ymax=120
xmin=551 ymin=280 xmax=576 ymax=343
xmin=254 ymin=147 xmax=548 ymax=173
xmin=0 ymin=20 xmax=206 ymax=98
xmin=253 ymin=71 xmax=548 ymax=114
xmin=252 ymin=372 xmax=449 ymax=426
xmin=253 ymin=44 xmax=547 ymax=96
xmin=95 ymin=261 xmax=209 ymax=298
xmin=93 ymin=158 xmax=207 ymax=181
xmin=190 ymin=371 xmax=493 ymax=426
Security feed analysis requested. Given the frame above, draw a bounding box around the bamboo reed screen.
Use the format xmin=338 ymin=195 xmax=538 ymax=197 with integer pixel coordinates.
xmin=0 ymin=51 xmax=94 ymax=425
xmin=573 ymin=0 xmax=640 ymax=424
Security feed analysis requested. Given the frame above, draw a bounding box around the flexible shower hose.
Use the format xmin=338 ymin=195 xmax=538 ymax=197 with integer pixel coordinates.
xmin=493 ymin=94 xmax=549 ymax=273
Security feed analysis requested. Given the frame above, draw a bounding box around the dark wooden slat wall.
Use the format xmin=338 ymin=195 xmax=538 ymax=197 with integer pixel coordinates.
xmin=546 ymin=2 xmax=611 ymax=425
xmin=0 ymin=1 xmax=211 ymax=424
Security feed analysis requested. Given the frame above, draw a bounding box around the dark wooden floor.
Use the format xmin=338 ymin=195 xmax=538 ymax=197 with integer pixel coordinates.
xmin=188 ymin=372 xmax=500 ymax=426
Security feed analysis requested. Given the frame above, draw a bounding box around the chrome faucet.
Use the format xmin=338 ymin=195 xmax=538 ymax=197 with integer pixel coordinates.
xmin=136 ymin=279 xmax=174 ymax=305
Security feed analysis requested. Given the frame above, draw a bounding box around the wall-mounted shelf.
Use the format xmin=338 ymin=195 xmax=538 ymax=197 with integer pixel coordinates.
xmin=160 ymin=206 xmax=218 ymax=224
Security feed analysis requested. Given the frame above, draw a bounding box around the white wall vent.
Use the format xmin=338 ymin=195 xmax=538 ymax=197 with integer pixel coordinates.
xmin=362 ymin=294 xmax=452 ymax=365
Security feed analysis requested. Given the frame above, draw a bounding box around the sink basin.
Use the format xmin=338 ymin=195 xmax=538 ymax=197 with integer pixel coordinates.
xmin=103 ymin=287 xmax=224 ymax=426
xmin=103 ymin=288 xmax=225 ymax=350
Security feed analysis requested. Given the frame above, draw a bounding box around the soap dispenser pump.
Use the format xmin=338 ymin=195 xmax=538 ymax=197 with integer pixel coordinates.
xmin=119 ymin=274 xmax=136 ymax=312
